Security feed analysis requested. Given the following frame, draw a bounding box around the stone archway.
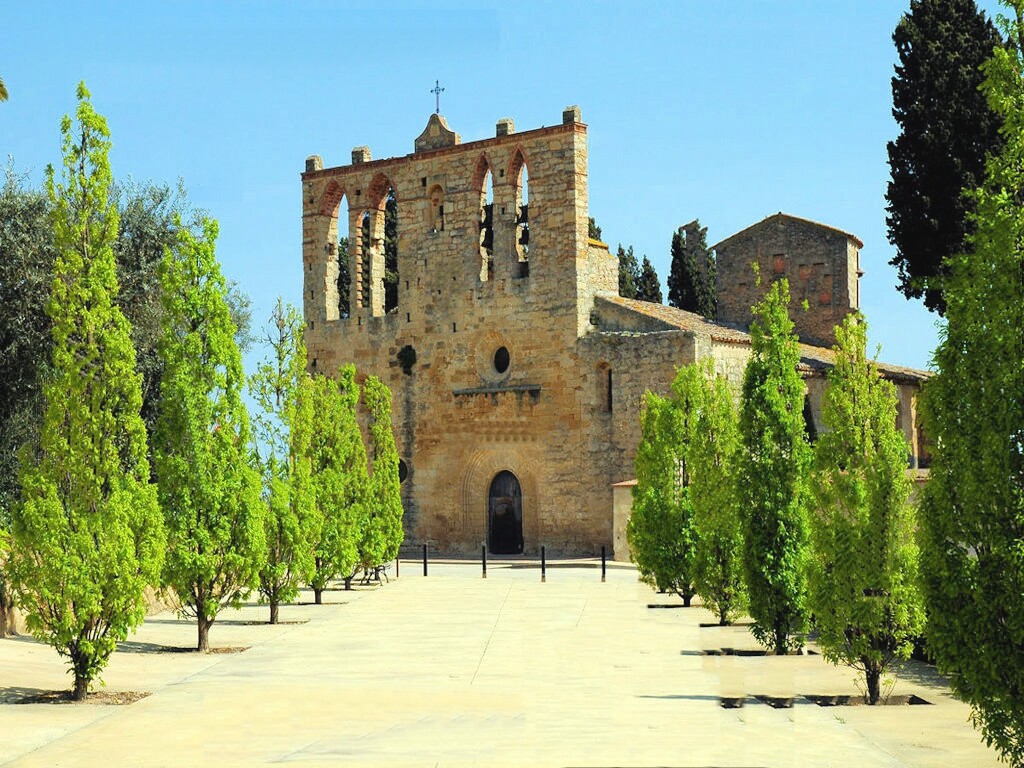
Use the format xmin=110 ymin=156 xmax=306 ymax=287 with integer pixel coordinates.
xmin=488 ymin=470 xmax=523 ymax=555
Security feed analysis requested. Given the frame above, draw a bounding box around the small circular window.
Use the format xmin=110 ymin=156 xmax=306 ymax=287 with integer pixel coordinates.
xmin=398 ymin=460 xmax=409 ymax=483
xmin=493 ymin=346 xmax=510 ymax=374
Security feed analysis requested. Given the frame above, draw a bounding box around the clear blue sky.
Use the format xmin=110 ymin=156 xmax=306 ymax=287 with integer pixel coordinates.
xmin=1 ymin=1 xmax=1007 ymax=372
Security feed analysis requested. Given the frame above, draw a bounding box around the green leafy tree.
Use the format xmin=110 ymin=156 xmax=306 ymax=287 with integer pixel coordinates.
xmin=689 ymin=363 xmax=746 ymax=625
xmin=738 ymin=278 xmax=811 ymax=654
xmin=0 ymin=77 xmax=7 ymax=102
xmin=668 ymin=220 xmax=716 ymax=317
xmin=919 ymin=6 xmax=1024 ymax=759
xmin=154 ymin=218 xmax=264 ymax=652
xmin=360 ymin=376 xmax=405 ymax=571
xmin=635 ymin=256 xmax=663 ymax=303
xmin=808 ymin=313 xmax=924 ymax=704
xmin=588 ymin=216 xmax=602 ymax=240
xmin=250 ymin=300 xmax=318 ymax=624
xmin=0 ymin=169 xmax=54 ymax=637
xmin=886 ymin=0 xmax=1004 ymax=314
xmin=309 ymin=366 xmax=368 ymax=599
xmin=8 ymin=83 xmax=164 ymax=699
xmin=617 ymin=244 xmax=639 ymax=299
xmin=628 ymin=386 xmax=697 ymax=605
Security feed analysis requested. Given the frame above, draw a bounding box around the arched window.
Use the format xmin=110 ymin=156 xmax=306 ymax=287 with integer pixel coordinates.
xmin=479 ymin=165 xmax=494 ymax=282
xmin=596 ymin=362 xmax=613 ymax=413
xmin=509 ymin=152 xmax=530 ymax=278
xmin=358 ymin=210 xmax=372 ymax=310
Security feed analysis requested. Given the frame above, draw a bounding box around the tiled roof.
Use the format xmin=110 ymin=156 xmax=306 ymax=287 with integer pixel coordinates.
xmin=593 ymin=295 xmax=928 ymax=382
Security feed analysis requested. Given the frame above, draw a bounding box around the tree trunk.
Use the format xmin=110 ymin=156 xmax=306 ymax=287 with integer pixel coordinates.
xmin=73 ymin=673 xmax=88 ymax=701
xmin=775 ymin=624 xmax=788 ymax=656
xmin=198 ymin=614 xmax=212 ymax=652
xmin=0 ymin=600 xmax=7 ymax=639
xmin=313 ymin=587 xmax=323 ymax=605
xmin=269 ymin=600 xmax=279 ymax=625
xmin=343 ymin=576 xmax=353 ymax=591
xmin=866 ymin=666 xmax=882 ymax=705
xmin=683 ymin=593 xmax=692 ymax=607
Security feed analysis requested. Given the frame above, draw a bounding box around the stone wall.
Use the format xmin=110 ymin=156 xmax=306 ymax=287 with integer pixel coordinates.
xmin=714 ymin=213 xmax=861 ymax=347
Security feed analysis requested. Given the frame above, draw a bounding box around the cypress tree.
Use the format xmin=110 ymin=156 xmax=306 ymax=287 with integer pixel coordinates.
xmin=635 ymin=256 xmax=663 ymax=304
xmin=667 ymin=220 xmax=716 ymax=317
xmin=886 ymin=0 xmax=1004 ymax=314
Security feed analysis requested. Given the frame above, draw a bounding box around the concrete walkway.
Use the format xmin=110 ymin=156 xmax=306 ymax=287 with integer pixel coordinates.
xmin=0 ymin=559 xmax=1000 ymax=767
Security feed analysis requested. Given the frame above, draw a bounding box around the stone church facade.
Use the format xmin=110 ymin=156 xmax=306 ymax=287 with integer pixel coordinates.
xmin=300 ymin=107 xmax=927 ymax=556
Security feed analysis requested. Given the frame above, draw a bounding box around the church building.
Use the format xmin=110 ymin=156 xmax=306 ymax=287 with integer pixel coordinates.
xmin=300 ymin=107 xmax=927 ymax=556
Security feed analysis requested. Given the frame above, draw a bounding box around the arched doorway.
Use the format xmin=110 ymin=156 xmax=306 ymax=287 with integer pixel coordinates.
xmin=488 ymin=470 xmax=523 ymax=554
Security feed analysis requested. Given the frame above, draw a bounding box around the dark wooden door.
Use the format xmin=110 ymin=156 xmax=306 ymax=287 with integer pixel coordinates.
xmin=488 ymin=470 xmax=523 ymax=555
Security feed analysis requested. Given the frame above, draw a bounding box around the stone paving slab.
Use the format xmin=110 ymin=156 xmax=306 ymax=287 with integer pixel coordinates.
xmin=0 ymin=559 xmax=1001 ymax=767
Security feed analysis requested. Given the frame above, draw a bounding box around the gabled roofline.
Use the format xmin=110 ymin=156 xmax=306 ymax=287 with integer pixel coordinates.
xmin=711 ymin=212 xmax=864 ymax=251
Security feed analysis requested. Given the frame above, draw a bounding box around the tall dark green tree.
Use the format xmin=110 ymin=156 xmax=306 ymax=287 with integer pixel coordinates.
xmin=668 ymin=220 xmax=716 ymax=317
xmin=886 ymin=0 xmax=1004 ymax=314
xmin=154 ymin=219 xmax=265 ymax=652
xmin=588 ymin=216 xmax=602 ymax=240
xmin=384 ymin=190 xmax=398 ymax=314
xmin=636 ymin=256 xmax=663 ymax=303
xmin=9 ymin=83 xmax=164 ymax=699
xmin=337 ymin=235 xmax=350 ymax=319
xmin=617 ymin=244 xmax=639 ymax=299
xmin=808 ymin=314 xmax=924 ymax=705
xmin=738 ymin=278 xmax=811 ymax=654
xmin=919 ymin=5 xmax=1024 ymax=759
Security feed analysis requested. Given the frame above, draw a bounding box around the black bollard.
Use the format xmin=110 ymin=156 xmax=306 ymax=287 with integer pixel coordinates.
xmin=482 ymin=544 xmax=487 ymax=579
xmin=423 ymin=543 xmax=428 ymax=576
xmin=541 ymin=545 xmax=546 ymax=583
xmin=601 ymin=545 xmax=607 ymax=583
xmin=396 ymin=556 xmax=400 ymax=578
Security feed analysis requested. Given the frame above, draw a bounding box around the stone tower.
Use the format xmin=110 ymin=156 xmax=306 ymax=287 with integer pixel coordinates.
xmin=301 ymin=107 xmax=619 ymax=554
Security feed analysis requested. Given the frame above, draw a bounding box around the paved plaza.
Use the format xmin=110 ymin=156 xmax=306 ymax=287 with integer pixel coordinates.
xmin=0 ymin=558 xmax=1001 ymax=767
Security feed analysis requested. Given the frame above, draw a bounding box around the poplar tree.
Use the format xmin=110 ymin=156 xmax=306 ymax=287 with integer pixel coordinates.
xmin=250 ymin=300 xmax=317 ymax=624
xmin=690 ymin=363 xmax=746 ymax=625
xmin=628 ymin=387 xmax=697 ymax=604
xmin=361 ymin=375 xmax=405 ymax=571
xmin=808 ymin=313 xmax=924 ymax=704
xmin=738 ymin=278 xmax=811 ymax=654
xmin=919 ymin=5 xmax=1024 ymax=759
xmin=9 ymin=83 xmax=164 ymax=699
xmin=309 ymin=366 xmax=368 ymax=599
xmin=154 ymin=219 xmax=264 ymax=652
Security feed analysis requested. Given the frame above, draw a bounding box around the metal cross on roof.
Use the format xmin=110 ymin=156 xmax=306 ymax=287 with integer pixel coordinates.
xmin=431 ymin=80 xmax=445 ymax=114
